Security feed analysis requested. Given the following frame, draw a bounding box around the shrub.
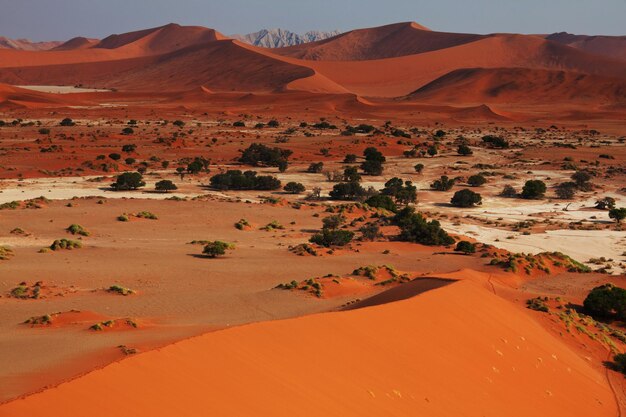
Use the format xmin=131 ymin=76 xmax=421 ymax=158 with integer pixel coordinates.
xmin=0 ymin=246 xmax=14 ymax=260
xmin=393 ymin=207 xmax=455 ymax=246
xmin=361 ymin=147 xmax=386 ymax=175
xmin=121 ymin=127 xmax=134 ymax=135
xmin=365 ymin=194 xmax=397 ymax=212
xmin=595 ymin=197 xmax=616 ymax=210
xmin=310 ymin=229 xmax=354 ymax=247
xmin=233 ymin=121 xmax=245 ymax=127
xmin=414 ymin=163 xmax=424 ymax=174
xmin=66 ymin=224 xmax=89 ymax=236
xmin=382 ymin=178 xmax=417 ymax=205
xmin=555 ymin=182 xmax=576 ymax=199
xmin=50 ymin=239 xmax=82 ymax=251
xmin=482 ymin=135 xmax=509 ymax=148
xmin=572 ymin=171 xmax=592 ymax=189
xmin=583 ymin=284 xmax=626 ymax=319
xmin=261 ymin=220 xmax=284 ymax=231
xmin=526 ymin=297 xmax=549 ymax=313
xmin=343 ymin=166 xmax=361 ymax=182
xmin=122 ymin=144 xmax=136 ymax=153
xmin=59 ymin=118 xmax=75 ymax=126
xmin=343 ymin=154 xmax=357 ymax=163
xmin=238 ymin=143 xmax=291 ymax=168
xmin=610 ymin=353 xmax=626 ymax=375
xmin=125 ymin=157 xmax=136 ymax=165
xmin=427 ymin=145 xmax=438 ymax=157
xmin=107 ymin=285 xmax=135 ymax=296
xmin=155 ymin=180 xmax=178 ymax=193
xmin=112 ymin=172 xmax=145 ymax=191
xmin=500 ymin=184 xmax=517 ymax=198
xmin=135 ymin=211 xmax=158 ymax=220
xmin=457 ymin=144 xmax=473 ymax=156
xmin=38 ymin=128 xmax=50 ymax=135
xmin=329 ymin=182 xmax=366 ymax=200
xmin=117 ymin=214 xmax=129 ymax=222
xmin=267 ymin=120 xmax=279 ymax=128
xmin=202 ymin=241 xmax=235 ymax=258
xmin=359 ymin=223 xmax=382 ymax=241
xmin=521 ymin=180 xmax=546 ymax=199
xmin=234 ymin=219 xmax=250 ymax=230
xmin=455 ymin=241 xmax=476 ymax=254
xmin=173 ymin=120 xmax=185 ymax=128
xmin=284 ymin=182 xmax=305 ymax=194
xmin=322 ymin=214 xmax=346 ymax=230
xmin=609 ymin=208 xmax=626 ymax=223
xmin=451 ymin=189 xmax=482 ymax=207
xmin=467 ymin=174 xmax=486 ymax=187
xmin=210 ymin=170 xmax=281 ymax=191
xmin=431 ymin=176 xmax=455 ymax=191
xmin=307 ymin=162 xmax=324 ymax=173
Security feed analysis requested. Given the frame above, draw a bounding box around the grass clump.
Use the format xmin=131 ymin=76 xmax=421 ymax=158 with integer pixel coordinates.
xmin=50 ymin=239 xmax=82 ymax=251
xmin=526 ymin=297 xmax=549 ymax=313
xmin=107 ymin=285 xmax=135 ymax=296
xmin=235 ymin=219 xmax=250 ymax=230
xmin=202 ymin=241 xmax=235 ymax=258
xmin=261 ymin=220 xmax=284 ymax=231
xmin=0 ymin=201 xmax=20 ymax=210
xmin=66 ymin=224 xmax=89 ymax=236
xmin=24 ymin=314 xmax=53 ymax=326
xmin=135 ymin=211 xmax=158 ymax=220
xmin=117 ymin=214 xmax=129 ymax=222
xmin=0 ymin=246 xmax=14 ymax=260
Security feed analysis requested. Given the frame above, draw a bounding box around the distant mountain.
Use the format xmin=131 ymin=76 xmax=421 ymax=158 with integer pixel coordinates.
xmin=545 ymin=32 xmax=626 ymax=62
xmin=0 ymin=37 xmax=61 ymax=51
xmin=232 ymin=28 xmax=340 ymax=48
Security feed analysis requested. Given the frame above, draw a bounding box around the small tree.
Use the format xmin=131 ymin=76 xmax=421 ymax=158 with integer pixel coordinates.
xmin=555 ymin=182 xmax=576 ymax=199
xmin=455 ymin=241 xmax=476 ymax=254
xmin=343 ymin=166 xmax=362 ymax=182
xmin=451 ymin=189 xmax=482 ymax=207
xmin=307 ymin=162 xmax=324 ymax=173
xmin=431 ymin=176 xmax=455 ymax=191
xmin=344 ymin=154 xmax=357 ymax=163
xmin=595 ymin=197 xmax=616 ymax=210
xmin=284 ymin=182 xmax=305 ymax=194
xmin=572 ymin=171 xmax=592 ymax=190
xmin=155 ymin=180 xmax=178 ymax=193
xmin=202 ymin=241 xmax=234 ymax=258
xmin=322 ymin=214 xmax=346 ymax=230
xmin=609 ymin=208 xmax=626 ymax=224
xmin=427 ymin=145 xmax=438 ymax=157
xmin=467 ymin=174 xmax=486 ymax=187
xmin=500 ymin=184 xmax=517 ymax=198
xmin=310 ymin=229 xmax=354 ymax=247
xmin=121 ymin=127 xmax=134 ymax=135
xmin=457 ymin=144 xmax=473 ymax=156
xmin=112 ymin=172 xmax=145 ymax=191
xmin=59 ymin=118 xmax=75 ymax=127
xmin=521 ymin=180 xmax=546 ymax=199
xmin=365 ymin=194 xmax=397 ymax=212
xmin=414 ymin=163 xmax=424 ymax=174
xmin=109 ymin=153 xmax=121 ymax=161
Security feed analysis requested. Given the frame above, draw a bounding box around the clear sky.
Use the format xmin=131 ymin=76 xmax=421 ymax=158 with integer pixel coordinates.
xmin=1 ymin=0 xmax=625 ymax=41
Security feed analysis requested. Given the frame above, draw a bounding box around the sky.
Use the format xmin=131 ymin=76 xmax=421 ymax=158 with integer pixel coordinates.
xmin=1 ymin=0 xmax=625 ymax=41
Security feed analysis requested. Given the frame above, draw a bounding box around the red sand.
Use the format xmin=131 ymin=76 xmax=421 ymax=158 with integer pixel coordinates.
xmin=0 ymin=280 xmax=615 ymax=417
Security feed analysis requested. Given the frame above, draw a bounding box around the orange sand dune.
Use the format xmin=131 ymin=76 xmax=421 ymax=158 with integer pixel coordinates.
xmin=274 ymin=22 xmax=486 ymax=61
xmin=546 ymin=32 xmax=626 ymax=62
xmin=0 ymin=83 xmax=88 ymax=108
xmin=407 ymin=67 xmax=626 ymax=105
xmin=0 ymin=280 xmax=615 ymax=417
xmin=304 ymin=34 xmax=626 ymax=97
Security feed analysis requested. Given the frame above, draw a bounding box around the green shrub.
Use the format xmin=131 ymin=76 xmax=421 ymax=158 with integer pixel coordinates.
xmin=451 ymin=189 xmax=482 ymax=207
xmin=455 ymin=241 xmax=476 ymax=254
xmin=107 ymin=285 xmax=135 ymax=296
xmin=393 ymin=207 xmax=454 ymax=246
xmin=431 ymin=176 xmax=455 ymax=191
xmin=235 ymin=219 xmax=250 ymax=230
xmin=310 ymin=229 xmax=354 ymax=247
xmin=202 ymin=241 xmax=235 ymax=258
xmin=135 ymin=211 xmax=158 ymax=220
xmin=50 ymin=239 xmax=82 ymax=251
xmin=111 ymin=172 xmax=145 ymax=191
xmin=66 ymin=224 xmax=89 ymax=236
xmin=0 ymin=246 xmax=14 ymax=260
xmin=584 ymin=284 xmax=626 ymax=320
xmin=521 ymin=180 xmax=546 ymax=199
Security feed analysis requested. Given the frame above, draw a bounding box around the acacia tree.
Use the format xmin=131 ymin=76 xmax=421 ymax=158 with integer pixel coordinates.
xmin=112 ymin=172 xmax=145 ymax=191
xmin=155 ymin=180 xmax=178 ymax=193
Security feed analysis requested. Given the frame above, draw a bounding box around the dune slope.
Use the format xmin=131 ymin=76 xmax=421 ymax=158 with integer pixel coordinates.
xmin=0 ymin=280 xmax=614 ymax=417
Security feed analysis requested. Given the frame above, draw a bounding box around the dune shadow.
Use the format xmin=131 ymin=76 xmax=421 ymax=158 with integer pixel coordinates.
xmin=342 ymin=278 xmax=456 ymax=311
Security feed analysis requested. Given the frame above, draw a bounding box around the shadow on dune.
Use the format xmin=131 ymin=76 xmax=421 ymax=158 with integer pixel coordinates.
xmin=342 ymin=277 xmax=456 ymax=311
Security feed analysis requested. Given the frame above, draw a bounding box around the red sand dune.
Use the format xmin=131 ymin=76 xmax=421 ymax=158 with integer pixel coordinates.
xmin=407 ymin=67 xmax=626 ymax=105
xmin=274 ymin=22 xmax=487 ymax=61
xmin=0 ymin=83 xmax=87 ymax=108
xmin=0 ymin=280 xmax=615 ymax=417
xmin=546 ymin=32 xmax=626 ymax=62
xmin=52 ymin=37 xmax=100 ymax=51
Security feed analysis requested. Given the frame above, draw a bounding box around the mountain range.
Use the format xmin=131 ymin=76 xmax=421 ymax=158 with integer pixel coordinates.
xmin=232 ymin=29 xmax=341 ymax=48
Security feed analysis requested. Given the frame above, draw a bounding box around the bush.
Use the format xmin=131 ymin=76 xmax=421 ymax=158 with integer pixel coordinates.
xmin=457 ymin=144 xmax=473 ymax=156
xmin=173 ymin=120 xmax=185 ymax=128
xmin=234 ymin=219 xmax=250 ymax=230
xmin=267 ymin=120 xmax=280 ymax=128
xmin=112 ymin=172 xmax=145 ymax=191
xmin=482 ymin=135 xmax=509 ymax=148
xmin=329 ymin=182 xmax=366 ymax=200
xmin=322 ymin=214 xmax=346 ymax=230
xmin=583 ymin=284 xmax=626 ymax=320
xmin=202 ymin=241 xmax=234 ymax=258
xmin=451 ymin=189 xmax=482 ymax=207
xmin=414 ymin=163 xmax=424 ymax=174
xmin=117 ymin=214 xmax=129 ymax=222
xmin=109 ymin=153 xmax=121 ymax=161
xmin=500 ymin=184 xmax=517 ymax=198
xmin=610 ymin=353 xmax=626 ymax=375
xmin=431 ymin=176 xmax=455 ymax=191
xmin=343 ymin=154 xmax=357 ymax=163
xmin=50 ymin=239 xmax=82 ymax=251
xmin=555 ymin=182 xmax=576 ymax=199
xmin=343 ymin=166 xmax=361 ymax=182
xmin=210 ymin=170 xmax=281 ymax=191
xmin=310 ymin=229 xmax=354 ymax=247
xmin=121 ymin=127 xmax=134 ymax=135
xmin=155 ymin=180 xmax=178 ymax=193
xmin=238 ymin=143 xmax=292 ymax=168
xmin=107 ymin=285 xmax=135 ymax=296
xmin=455 ymin=241 xmax=476 ymax=254
xmin=135 ymin=211 xmax=157 ymax=220
xmin=609 ymin=208 xmax=626 ymax=223
xmin=595 ymin=197 xmax=616 ymax=210
xmin=359 ymin=223 xmax=382 ymax=241
xmin=66 ymin=224 xmax=89 ymax=236
xmin=39 ymin=128 xmax=50 ymax=135
xmin=521 ymin=180 xmax=546 ymax=199
xmin=467 ymin=174 xmax=486 ymax=187
xmin=361 ymin=147 xmax=385 ymax=175
xmin=572 ymin=171 xmax=592 ymax=189
xmin=122 ymin=144 xmax=136 ymax=153
xmin=393 ymin=207 xmax=455 ymax=246
xmin=365 ymin=194 xmax=397 ymax=212
xmin=59 ymin=118 xmax=75 ymax=127
xmin=284 ymin=182 xmax=305 ymax=194
xmin=233 ymin=121 xmax=245 ymax=127
xmin=382 ymin=178 xmax=417 ymax=205
xmin=307 ymin=162 xmax=324 ymax=173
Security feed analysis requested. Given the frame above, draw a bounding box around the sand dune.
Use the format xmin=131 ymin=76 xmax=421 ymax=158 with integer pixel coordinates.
xmin=407 ymin=67 xmax=626 ymax=105
xmin=546 ymin=32 xmax=626 ymax=62
xmin=274 ymin=21 xmax=486 ymax=60
xmin=0 ymin=83 xmax=87 ymax=108
xmin=52 ymin=37 xmax=100 ymax=51
xmin=0 ymin=280 xmax=615 ymax=417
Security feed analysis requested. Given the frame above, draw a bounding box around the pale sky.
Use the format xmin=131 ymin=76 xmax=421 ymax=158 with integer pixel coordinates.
xmin=1 ymin=0 xmax=625 ymax=41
